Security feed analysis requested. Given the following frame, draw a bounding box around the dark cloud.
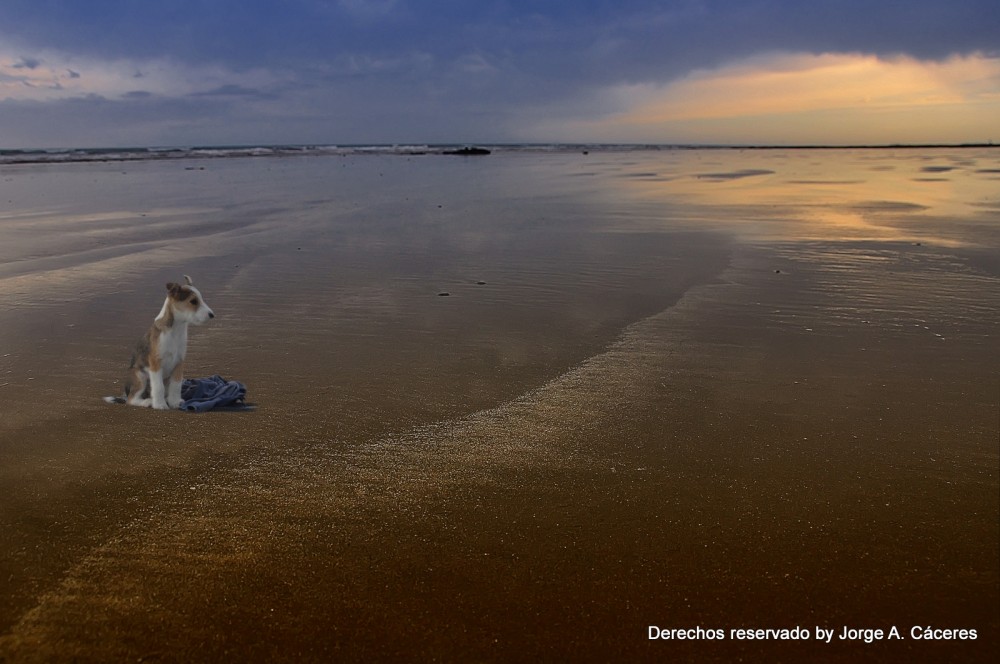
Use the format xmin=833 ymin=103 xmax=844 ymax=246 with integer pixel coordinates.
xmin=188 ymin=84 xmax=279 ymax=100
xmin=2 ymin=3 xmax=995 ymax=93
xmin=0 ymin=1 xmax=995 ymax=146
xmin=12 ymin=56 xmax=42 ymax=69
xmin=0 ymin=1 xmax=994 ymax=70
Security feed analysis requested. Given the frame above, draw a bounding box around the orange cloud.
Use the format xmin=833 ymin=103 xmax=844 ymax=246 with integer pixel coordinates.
xmin=539 ymin=52 xmax=1000 ymax=144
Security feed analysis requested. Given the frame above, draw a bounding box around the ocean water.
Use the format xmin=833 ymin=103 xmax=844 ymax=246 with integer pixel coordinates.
xmin=0 ymin=143 xmax=649 ymax=164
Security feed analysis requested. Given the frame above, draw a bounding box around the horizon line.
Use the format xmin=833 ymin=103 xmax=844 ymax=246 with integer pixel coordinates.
xmin=2 ymin=141 xmax=997 ymax=152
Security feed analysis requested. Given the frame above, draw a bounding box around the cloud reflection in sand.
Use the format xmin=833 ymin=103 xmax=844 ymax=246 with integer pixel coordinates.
xmin=608 ymin=148 xmax=1000 ymax=248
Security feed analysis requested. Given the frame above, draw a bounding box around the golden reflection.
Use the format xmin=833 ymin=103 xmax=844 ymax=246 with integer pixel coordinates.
xmin=609 ymin=149 xmax=1000 ymax=246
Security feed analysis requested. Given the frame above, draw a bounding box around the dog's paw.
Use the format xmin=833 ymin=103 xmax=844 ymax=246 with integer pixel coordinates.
xmin=152 ymin=400 xmax=171 ymax=411
xmin=166 ymin=397 xmax=182 ymax=409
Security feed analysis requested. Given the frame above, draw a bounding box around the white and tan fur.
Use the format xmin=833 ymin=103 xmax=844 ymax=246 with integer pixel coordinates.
xmin=104 ymin=275 xmax=215 ymax=410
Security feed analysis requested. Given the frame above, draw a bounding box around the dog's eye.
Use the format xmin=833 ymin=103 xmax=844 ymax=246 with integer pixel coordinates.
xmin=190 ymin=298 xmax=199 ymax=306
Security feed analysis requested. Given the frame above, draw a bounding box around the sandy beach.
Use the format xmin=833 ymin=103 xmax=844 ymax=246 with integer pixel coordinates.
xmin=0 ymin=148 xmax=997 ymax=661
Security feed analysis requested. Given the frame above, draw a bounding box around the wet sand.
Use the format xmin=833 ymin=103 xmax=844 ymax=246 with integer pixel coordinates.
xmin=0 ymin=149 xmax=998 ymax=661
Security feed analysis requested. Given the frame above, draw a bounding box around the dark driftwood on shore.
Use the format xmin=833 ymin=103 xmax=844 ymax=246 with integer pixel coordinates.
xmin=442 ymin=147 xmax=491 ymax=155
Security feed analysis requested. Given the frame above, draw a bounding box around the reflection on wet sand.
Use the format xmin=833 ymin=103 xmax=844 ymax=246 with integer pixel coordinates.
xmin=0 ymin=148 xmax=997 ymax=661
xmin=615 ymin=148 xmax=1000 ymax=247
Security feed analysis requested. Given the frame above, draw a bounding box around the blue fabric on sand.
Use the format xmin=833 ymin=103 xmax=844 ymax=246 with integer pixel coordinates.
xmin=180 ymin=375 xmax=248 ymax=412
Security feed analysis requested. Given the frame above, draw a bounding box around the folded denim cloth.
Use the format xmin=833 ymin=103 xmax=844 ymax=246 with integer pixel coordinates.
xmin=180 ymin=375 xmax=250 ymax=412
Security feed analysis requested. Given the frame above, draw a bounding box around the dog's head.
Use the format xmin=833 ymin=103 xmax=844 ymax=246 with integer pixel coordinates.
xmin=166 ymin=276 xmax=215 ymax=325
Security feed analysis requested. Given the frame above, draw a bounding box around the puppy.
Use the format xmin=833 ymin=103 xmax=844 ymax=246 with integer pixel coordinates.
xmin=104 ymin=276 xmax=215 ymax=409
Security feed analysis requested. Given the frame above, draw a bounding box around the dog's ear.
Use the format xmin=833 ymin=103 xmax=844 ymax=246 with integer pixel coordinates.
xmin=166 ymin=282 xmax=182 ymax=298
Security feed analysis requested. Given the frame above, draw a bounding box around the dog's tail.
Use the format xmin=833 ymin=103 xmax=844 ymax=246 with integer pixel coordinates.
xmin=103 ymin=395 xmax=127 ymax=404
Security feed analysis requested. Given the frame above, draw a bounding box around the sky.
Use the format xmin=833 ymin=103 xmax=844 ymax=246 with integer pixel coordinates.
xmin=0 ymin=0 xmax=998 ymax=147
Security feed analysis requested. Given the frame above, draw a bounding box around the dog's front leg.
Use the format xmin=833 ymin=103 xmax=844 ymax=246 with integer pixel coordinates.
xmin=149 ymin=368 xmax=170 ymax=410
xmin=167 ymin=362 xmax=184 ymax=409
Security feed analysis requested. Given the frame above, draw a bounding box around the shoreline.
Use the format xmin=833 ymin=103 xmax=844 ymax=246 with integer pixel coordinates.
xmin=2 ymin=142 xmax=998 ymax=167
